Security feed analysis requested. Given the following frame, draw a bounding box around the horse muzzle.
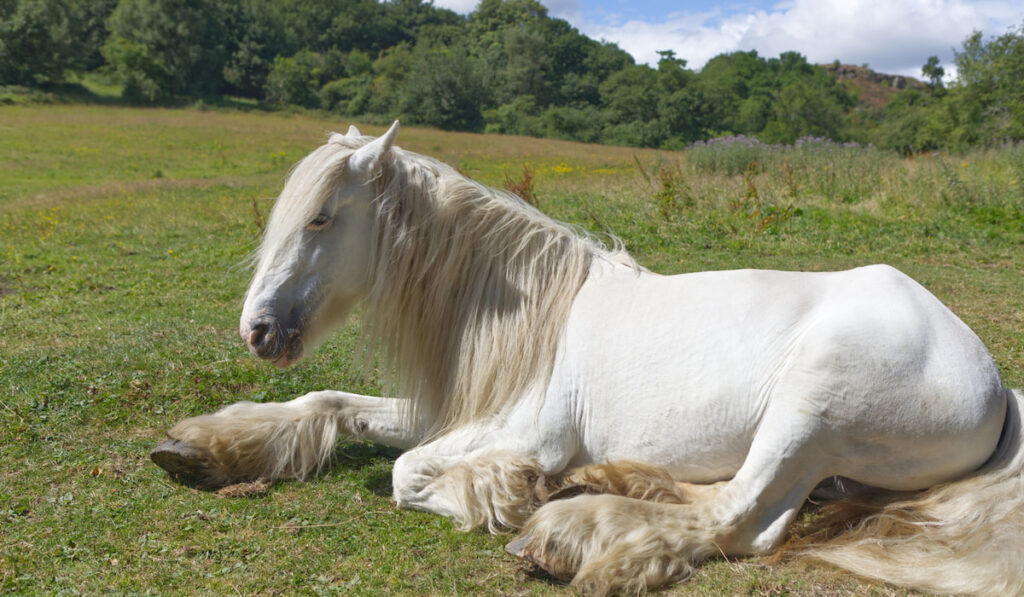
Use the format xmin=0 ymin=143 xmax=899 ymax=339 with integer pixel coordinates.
xmin=242 ymin=315 xmax=303 ymax=368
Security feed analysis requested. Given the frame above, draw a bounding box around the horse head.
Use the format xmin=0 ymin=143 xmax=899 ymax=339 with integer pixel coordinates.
xmin=239 ymin=121 xmax=400 ymax=367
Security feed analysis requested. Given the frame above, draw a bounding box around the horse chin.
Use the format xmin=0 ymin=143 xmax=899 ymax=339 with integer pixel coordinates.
xmin=272 ymin=355 xmax=297 ymax=369
xmin=272 ymin=329 xmax=304 ymax=368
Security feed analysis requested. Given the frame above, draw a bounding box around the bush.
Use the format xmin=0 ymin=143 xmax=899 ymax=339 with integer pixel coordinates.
xmin=541 ymin=105 xmax=605 ymax=143
xmin=601 ymin=119 xmax=667 ymax=148
xmin=320 ymin=76 xmax=370 ymax=113
xmin=264 ymin=50 xmax=324 ymax=108
xmin=484 ymin=95 xmax=544 ymax=136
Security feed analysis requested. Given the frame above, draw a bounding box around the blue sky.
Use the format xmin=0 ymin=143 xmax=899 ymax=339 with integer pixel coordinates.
xmin=434 ymin=0 xmax=1024 ymax=79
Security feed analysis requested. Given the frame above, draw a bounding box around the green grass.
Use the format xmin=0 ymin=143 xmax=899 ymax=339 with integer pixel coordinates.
xmin=2 ymin=104 xmax=1022 ymax=595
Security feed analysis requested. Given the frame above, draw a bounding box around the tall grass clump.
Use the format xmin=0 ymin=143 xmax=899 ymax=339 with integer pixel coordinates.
xmin=685 ymin=135 xmax=772 ymax=176
xmin=685 ymin=135 xmax=892 ymax=205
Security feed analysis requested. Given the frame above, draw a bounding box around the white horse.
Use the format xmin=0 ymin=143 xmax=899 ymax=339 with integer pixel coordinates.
xmin=152 ymin=122 xmax=1024 ymax=596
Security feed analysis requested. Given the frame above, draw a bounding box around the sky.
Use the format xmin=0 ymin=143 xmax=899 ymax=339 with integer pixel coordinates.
xmin=432 ymin=0 xmax=1024 ymax=79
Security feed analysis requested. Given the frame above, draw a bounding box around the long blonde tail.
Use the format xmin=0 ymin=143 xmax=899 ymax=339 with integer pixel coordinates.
xmin=807 ymin=388 xmax=1024 ymax=595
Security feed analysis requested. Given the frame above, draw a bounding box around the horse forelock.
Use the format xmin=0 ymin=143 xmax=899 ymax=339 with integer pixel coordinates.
xmin=261 ymin=140 xmax=356 ymax=259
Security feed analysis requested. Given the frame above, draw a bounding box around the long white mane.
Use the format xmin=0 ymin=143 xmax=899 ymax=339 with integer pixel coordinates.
xmin=315 ymin=134 xmax=631 ymax=437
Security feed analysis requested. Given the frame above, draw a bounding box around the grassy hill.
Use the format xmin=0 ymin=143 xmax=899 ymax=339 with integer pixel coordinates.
xmin=2 ymin=104 xmax=1022 ymax=595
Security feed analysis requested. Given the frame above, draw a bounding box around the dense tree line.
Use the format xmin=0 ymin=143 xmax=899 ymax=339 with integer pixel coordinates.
xmin=1 ymin=0 xmax=1022 ymax=150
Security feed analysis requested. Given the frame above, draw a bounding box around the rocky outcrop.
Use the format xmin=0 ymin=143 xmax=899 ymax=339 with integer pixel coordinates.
xmin=822 ymin=63 xmax=924 ymax=89
xmin=820 ymin=63 xmax=925 ymax=107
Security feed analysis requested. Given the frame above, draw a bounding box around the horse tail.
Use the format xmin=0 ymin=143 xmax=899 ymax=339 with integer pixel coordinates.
xmin=805 ymin=388 xmax=1024 ymax=595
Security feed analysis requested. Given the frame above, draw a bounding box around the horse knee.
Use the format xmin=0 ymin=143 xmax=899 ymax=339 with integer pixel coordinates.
xmin=393 ymin=451 xmax=544 ymax=532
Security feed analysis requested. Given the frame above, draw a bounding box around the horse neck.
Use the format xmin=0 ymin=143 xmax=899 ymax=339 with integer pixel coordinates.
xmin=364 ymin=158 xmax=593 ymax=438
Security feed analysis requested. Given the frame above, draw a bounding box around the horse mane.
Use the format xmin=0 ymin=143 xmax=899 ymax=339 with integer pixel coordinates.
xmin=323 ymin=134 xmax=629 ymax=438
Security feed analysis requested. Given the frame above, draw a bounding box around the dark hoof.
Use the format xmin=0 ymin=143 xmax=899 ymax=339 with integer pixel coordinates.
xmin=506 ymin=531 xmax=576 ymax=582
xmin=150 ymin=439 xmax=220 ymax=487
xmin=532 ymin=475 xmax=593 ymax=504
xmin=506 ymin=534 xmax=531 ymax=558
xmin=547 ymin=483 xmax=591 ymax=501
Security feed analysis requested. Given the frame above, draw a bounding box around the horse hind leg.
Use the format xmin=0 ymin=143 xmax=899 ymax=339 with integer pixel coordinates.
xmin=541 ymin=460 xmax=704 ymax=504
xmin=507 ymin=411 xmax=828 ymax=596
xmin=398 ymin=457 xmax=722 ymax=536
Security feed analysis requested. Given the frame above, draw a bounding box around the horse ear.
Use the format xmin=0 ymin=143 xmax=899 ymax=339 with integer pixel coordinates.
xmin=347 ymin=124 xmax=361 ymax=137
xmin=349 ymin=121 xmax=399 ymax=176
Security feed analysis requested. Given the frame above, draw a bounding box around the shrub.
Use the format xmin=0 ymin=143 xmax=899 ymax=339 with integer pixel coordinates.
xmin=264 ymin=50 xmax=324 ymax=108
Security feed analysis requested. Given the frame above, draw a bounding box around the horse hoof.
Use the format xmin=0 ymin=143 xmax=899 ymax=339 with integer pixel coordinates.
xmin=150 ymin=439 xmax=218 ymax=486
xmin=546 ymin=483 xmax=591 ymax=501
xmin=506 ymin=531 xmax=576 ymax=582
xmin=506 ymin=534 xmax=531 ymax=558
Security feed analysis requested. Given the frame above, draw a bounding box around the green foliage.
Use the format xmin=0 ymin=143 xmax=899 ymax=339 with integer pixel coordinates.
xmin=400 ymin=44 xmax=490 ymax=131
xmin=541 ymin=104 xmax=605 ymax=143
xmin=869 ymin=22 xmax=1024 ymax=152
xmin=4 ymin=0 xmax=1024 ymax=151
xmin=0 ymin=0 xmax=76 ymax=85
xmin=483 ymin=94 xmax=544 ymax=136
xmin=922 ymin=55 xmax=945 ymax=89
xmin=221 ymin=1 xmax=288 ymax=98
xmin=947 ymin=23 xmax=1024 ymax=145
xmin=102 ymin=0 xmax=232 ymax=103
xmin=264 ymin=49 xmax=337 ymax=108
xmin=320 ymin=75 xmax=370 ymax=114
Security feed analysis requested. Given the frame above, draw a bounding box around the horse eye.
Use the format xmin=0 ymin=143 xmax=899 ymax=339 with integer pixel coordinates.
xmin=307 ymin=213 xmax=330 ymax=229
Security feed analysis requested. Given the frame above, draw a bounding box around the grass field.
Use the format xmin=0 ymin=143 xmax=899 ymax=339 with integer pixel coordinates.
xmin=2 ymin=104 xmax=1022 ymax=596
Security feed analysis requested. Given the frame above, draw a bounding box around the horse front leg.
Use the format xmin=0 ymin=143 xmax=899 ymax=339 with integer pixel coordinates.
xmin=388 ymin=414 xmax=579 ymax=532
xmin=151 ymin=391 xmax=419 ymax=487
xmin=391 ymin=449 xmax=550 ymax=532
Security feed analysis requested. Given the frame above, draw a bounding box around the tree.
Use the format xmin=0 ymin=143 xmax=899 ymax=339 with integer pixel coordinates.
xmin=922 ymin=55 xmax=945 ymax=89
xmin=102 ymin=0 xmax=232 ymax=102
xmin=947 ymin=23 xmax=1024 ymax=144
xmin=0 ymin=0 xmax=74 ymax=85
xmin=222 ymin=0 xmax=288 ymax=98
xmin=503 ymin=25 xmax=551 ymax=103
xmin=68 ymin=0 xmax=118 ymax=72
xmin=363 ymin=41 xmax=414 ymax=116
xmin=400 ymin=44 xmax=490 ymax=131
xmin=599 ymin=64 xmax=660 ymax=124
xmin=468 ymin=0 xmax=547 ymax=34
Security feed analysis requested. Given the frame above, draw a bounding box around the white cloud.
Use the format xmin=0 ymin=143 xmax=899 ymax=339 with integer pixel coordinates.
xmin=575 ymin=0 xmax=1023 ymax=78
xmin=434 ymin=0 xmax=583 ymax=19
xmin=432 ymin=0 xmax=481 ymax=14
xmin=428 ymin=0 xmax=1022 ymax=78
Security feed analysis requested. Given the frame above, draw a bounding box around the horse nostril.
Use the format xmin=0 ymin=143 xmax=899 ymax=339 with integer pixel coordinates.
xmin=249 ymin=322 xmax=270 ymax=350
